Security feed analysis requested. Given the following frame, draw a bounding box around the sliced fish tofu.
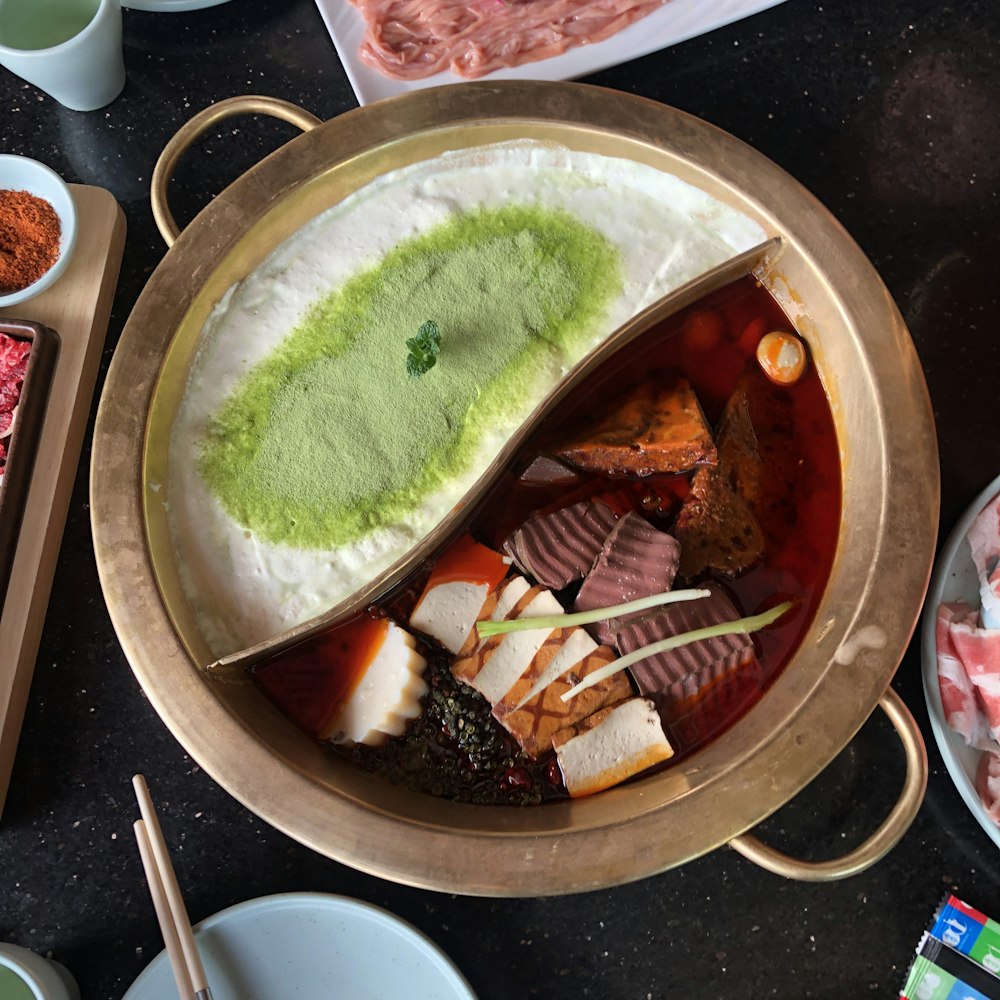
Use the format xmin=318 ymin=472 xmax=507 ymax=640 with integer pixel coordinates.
xmin=409 ymin=535 xmax=510 ymax=654
xmin=329 ymin=621 xmax=429 ymax=746
xmin=254 ymin=615 xmax=428 ymax=747
xmin=553 ymin=698 xmax=673 ymax=798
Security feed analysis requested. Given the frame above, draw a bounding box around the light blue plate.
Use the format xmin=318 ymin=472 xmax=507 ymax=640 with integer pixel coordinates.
xmin=123 ymin=893 xmax=478 ymax=1000
xmin=921 ymin=472 xmax=1000 ymax=851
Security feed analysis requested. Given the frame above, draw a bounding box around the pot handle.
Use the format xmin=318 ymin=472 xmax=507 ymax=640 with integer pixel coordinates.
xmin=151 ymin=96 xmax=323 ymax=247
xmin=728 ymin=687 xmax=927 ymax=881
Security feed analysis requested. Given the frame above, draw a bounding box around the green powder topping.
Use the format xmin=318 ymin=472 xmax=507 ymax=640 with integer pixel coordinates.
xmin=198 ymin=204 xmax=622 ymax=549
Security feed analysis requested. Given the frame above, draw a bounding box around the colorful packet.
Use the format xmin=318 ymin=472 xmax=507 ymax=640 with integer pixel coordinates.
xmin=931 ymin=896 xmax=1000 ymax=976
xmin=901 ymin=933 xmax=1000 ymax=999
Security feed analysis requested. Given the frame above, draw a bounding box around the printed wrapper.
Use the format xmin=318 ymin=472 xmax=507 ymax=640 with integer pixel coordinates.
xmin=930 ymin=895 xmax=1000 ymax=977
xmin=901 ymin=932 xmax=1000 ymax=1000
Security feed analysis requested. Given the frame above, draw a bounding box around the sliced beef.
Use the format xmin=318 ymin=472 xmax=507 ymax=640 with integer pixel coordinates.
xmin=503 ymin=498 xmax=618 ymax=590
xmin=616 ymin=585 xmax=755 ymax=704
xmin=518 ymin=455 xmax=581 ymax=487
xmin=573 ymin=512 xmax=680 ymax=644
xmin=556 ymin=374 xmax=717 ymax=477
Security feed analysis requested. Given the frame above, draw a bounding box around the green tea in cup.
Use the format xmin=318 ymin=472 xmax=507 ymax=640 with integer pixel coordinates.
xmin=0 ymin=0 xmax=99 ymax=51
xmin=0 ymin=964 xmax=36 ymax=999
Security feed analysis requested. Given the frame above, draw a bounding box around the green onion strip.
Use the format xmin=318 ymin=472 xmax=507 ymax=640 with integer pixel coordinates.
xmin=475 ymin=588 xmax=711 ymax=639
xmin=559 ymin=601 xmax=794 ymax=702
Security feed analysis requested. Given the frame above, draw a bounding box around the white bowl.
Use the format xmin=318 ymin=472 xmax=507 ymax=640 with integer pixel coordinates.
xmin=0 ymin=155 xmax=77 ymax=307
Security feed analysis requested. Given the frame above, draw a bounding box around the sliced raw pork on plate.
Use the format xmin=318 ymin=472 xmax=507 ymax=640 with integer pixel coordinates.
xmin=967 ymin=491 xmax=1000 ymax=628
xmin=936 ymin=602 xmax=999 ymax=751
xmin=977 ymin=751 xmax=1000 ymax=824
xmin=937 ymin=602 xmax=1000 ymax=747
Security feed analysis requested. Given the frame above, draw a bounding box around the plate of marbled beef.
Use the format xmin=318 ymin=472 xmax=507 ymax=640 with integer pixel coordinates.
xmin=0 ymin=320 xmax=58 ymax=610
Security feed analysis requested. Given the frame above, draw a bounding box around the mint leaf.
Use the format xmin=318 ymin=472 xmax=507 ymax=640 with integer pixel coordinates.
xmin=405 ymin=320 xmax=441 ymax=378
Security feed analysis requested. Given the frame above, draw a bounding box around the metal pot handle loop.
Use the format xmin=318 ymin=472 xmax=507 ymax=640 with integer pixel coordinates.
xmin=728 ymin=688 xmax=927 ymax=881
xmin=151 ymin=95 xmax=322 ymax=247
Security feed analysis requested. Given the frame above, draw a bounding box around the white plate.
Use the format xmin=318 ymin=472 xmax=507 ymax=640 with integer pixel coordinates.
xmin=122 ymin=0 xmax=233 ymax=11
xmin=316 ymin=0 xmax=790 ymax=106
xmin=921 ymin=472 xmax=1000 ymax=850
xmin=123 ymin=892 xmax=478 ymax=1000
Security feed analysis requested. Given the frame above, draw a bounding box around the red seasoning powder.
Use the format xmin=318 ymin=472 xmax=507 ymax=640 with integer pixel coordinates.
xmin=0 ymin=189 xmax=61 ymax=294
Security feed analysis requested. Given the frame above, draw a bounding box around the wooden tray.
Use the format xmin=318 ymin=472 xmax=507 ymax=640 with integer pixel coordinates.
xmin=0 ymin=321 xmax=59 ymax=610
xmin=0 ymin=185 xmax=125 ymax=816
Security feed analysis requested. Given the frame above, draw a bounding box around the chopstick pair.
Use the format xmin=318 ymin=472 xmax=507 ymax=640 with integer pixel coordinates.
xmin=132 ymin=774 xmax=214 ymax=1000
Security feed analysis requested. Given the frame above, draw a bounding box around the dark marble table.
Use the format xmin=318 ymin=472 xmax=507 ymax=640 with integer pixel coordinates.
xmin=2 ymin=1 xmax=999 ymax=997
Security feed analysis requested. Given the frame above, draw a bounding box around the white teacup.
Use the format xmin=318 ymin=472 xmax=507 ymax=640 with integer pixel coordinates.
xmin=0 ymin=0 xmax=125 ymax=112
xmin=0 ymin=943 xmax=79 ymax=1000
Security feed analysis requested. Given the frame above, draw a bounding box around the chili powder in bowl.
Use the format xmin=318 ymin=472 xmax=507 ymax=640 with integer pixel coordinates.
xmin=0 ymin=155 xmax=77 ymax=307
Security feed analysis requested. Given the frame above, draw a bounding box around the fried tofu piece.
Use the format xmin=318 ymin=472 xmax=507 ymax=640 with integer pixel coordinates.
xmin=553 ymin=698 xmax=673 ymax=798
xmin=493 ymin=638 xmax=631 ymax=759
xmin=674 ymin=385 xmax=765 ymax=578
xmin=451 ymin=578 xmax=569 ymax=707
xmin=409 ymin=535 xmax=510 ymax=654
xmin=556 ymin=375 xmax=717 ymax=477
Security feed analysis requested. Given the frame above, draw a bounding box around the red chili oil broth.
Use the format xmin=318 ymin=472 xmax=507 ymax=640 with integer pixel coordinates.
xmin=253 ymin=275 xmax=842 ymax=802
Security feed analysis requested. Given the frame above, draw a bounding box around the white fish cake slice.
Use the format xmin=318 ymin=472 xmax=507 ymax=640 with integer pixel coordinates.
xmin=330 ymin=622 xmax=428 ymax=746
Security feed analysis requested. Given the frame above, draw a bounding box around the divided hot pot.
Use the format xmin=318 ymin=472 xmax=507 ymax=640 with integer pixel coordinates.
xmin=91 ymin=83 xmax=937 ymax=894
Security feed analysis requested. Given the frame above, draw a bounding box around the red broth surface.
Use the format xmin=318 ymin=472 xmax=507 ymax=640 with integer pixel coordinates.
xmin=254 ymin=276 xmax=842 ymax=805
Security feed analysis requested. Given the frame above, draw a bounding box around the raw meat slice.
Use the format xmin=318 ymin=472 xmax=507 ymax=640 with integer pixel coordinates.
xmin=349 ymin=0 xmax=671 ymax=82
xmin=573 ymin=512 xmax=680 ymax=644
xmin=616 ymin=585 xmax=755 ymax=703
xmin=967 ymin=492 xmax=1000 ymax=627
xmin=976 ymin=751 xmax=1000 ymax=824
xmin=503 ymin=499 xmax=618 ymax=590
xmin=936 ymin=602 xmax=997 ymax=751
xmin=942 ymin=603 xmax=1000 ymax=744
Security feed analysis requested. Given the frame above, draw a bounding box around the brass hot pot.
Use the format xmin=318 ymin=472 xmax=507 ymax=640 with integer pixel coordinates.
xmin=91 ymin=83 xmax=937 ymax=894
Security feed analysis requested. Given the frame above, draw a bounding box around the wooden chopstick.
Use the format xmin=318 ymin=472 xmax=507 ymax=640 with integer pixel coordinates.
xmin=133 ymin=774 xmax=214 ymax=1000
xmin=133 ymin=819 xmax=195 ymax=999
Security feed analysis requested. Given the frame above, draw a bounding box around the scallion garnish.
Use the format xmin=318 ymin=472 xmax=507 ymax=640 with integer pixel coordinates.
xmin=475 ymin=588 xmax=711 ymax=639
xmin=559 ymin=601 xmax=794 ymax=702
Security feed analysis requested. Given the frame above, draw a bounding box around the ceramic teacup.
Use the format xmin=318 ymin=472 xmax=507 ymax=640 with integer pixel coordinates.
xmin=0 ymin=943 xmax=80 ymax=1000
xmin=0 ymin=0 xmax=125 ymax=112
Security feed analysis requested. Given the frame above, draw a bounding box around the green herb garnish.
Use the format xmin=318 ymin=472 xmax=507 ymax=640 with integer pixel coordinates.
xmin=405 ymin=320 xmax=441 ymax=378
xmin=476 ymin=589 xmax=710 ymax=639
xmin=560 ymin=601 xmax=794 ymax=702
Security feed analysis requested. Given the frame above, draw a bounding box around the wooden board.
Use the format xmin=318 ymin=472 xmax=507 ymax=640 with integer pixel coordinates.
xmin=0 ymin=185 xmax=125 ymax=815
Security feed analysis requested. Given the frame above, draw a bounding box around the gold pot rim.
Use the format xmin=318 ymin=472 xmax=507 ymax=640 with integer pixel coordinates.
xmin=90 ymin=82 xmax=938 ymax=895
